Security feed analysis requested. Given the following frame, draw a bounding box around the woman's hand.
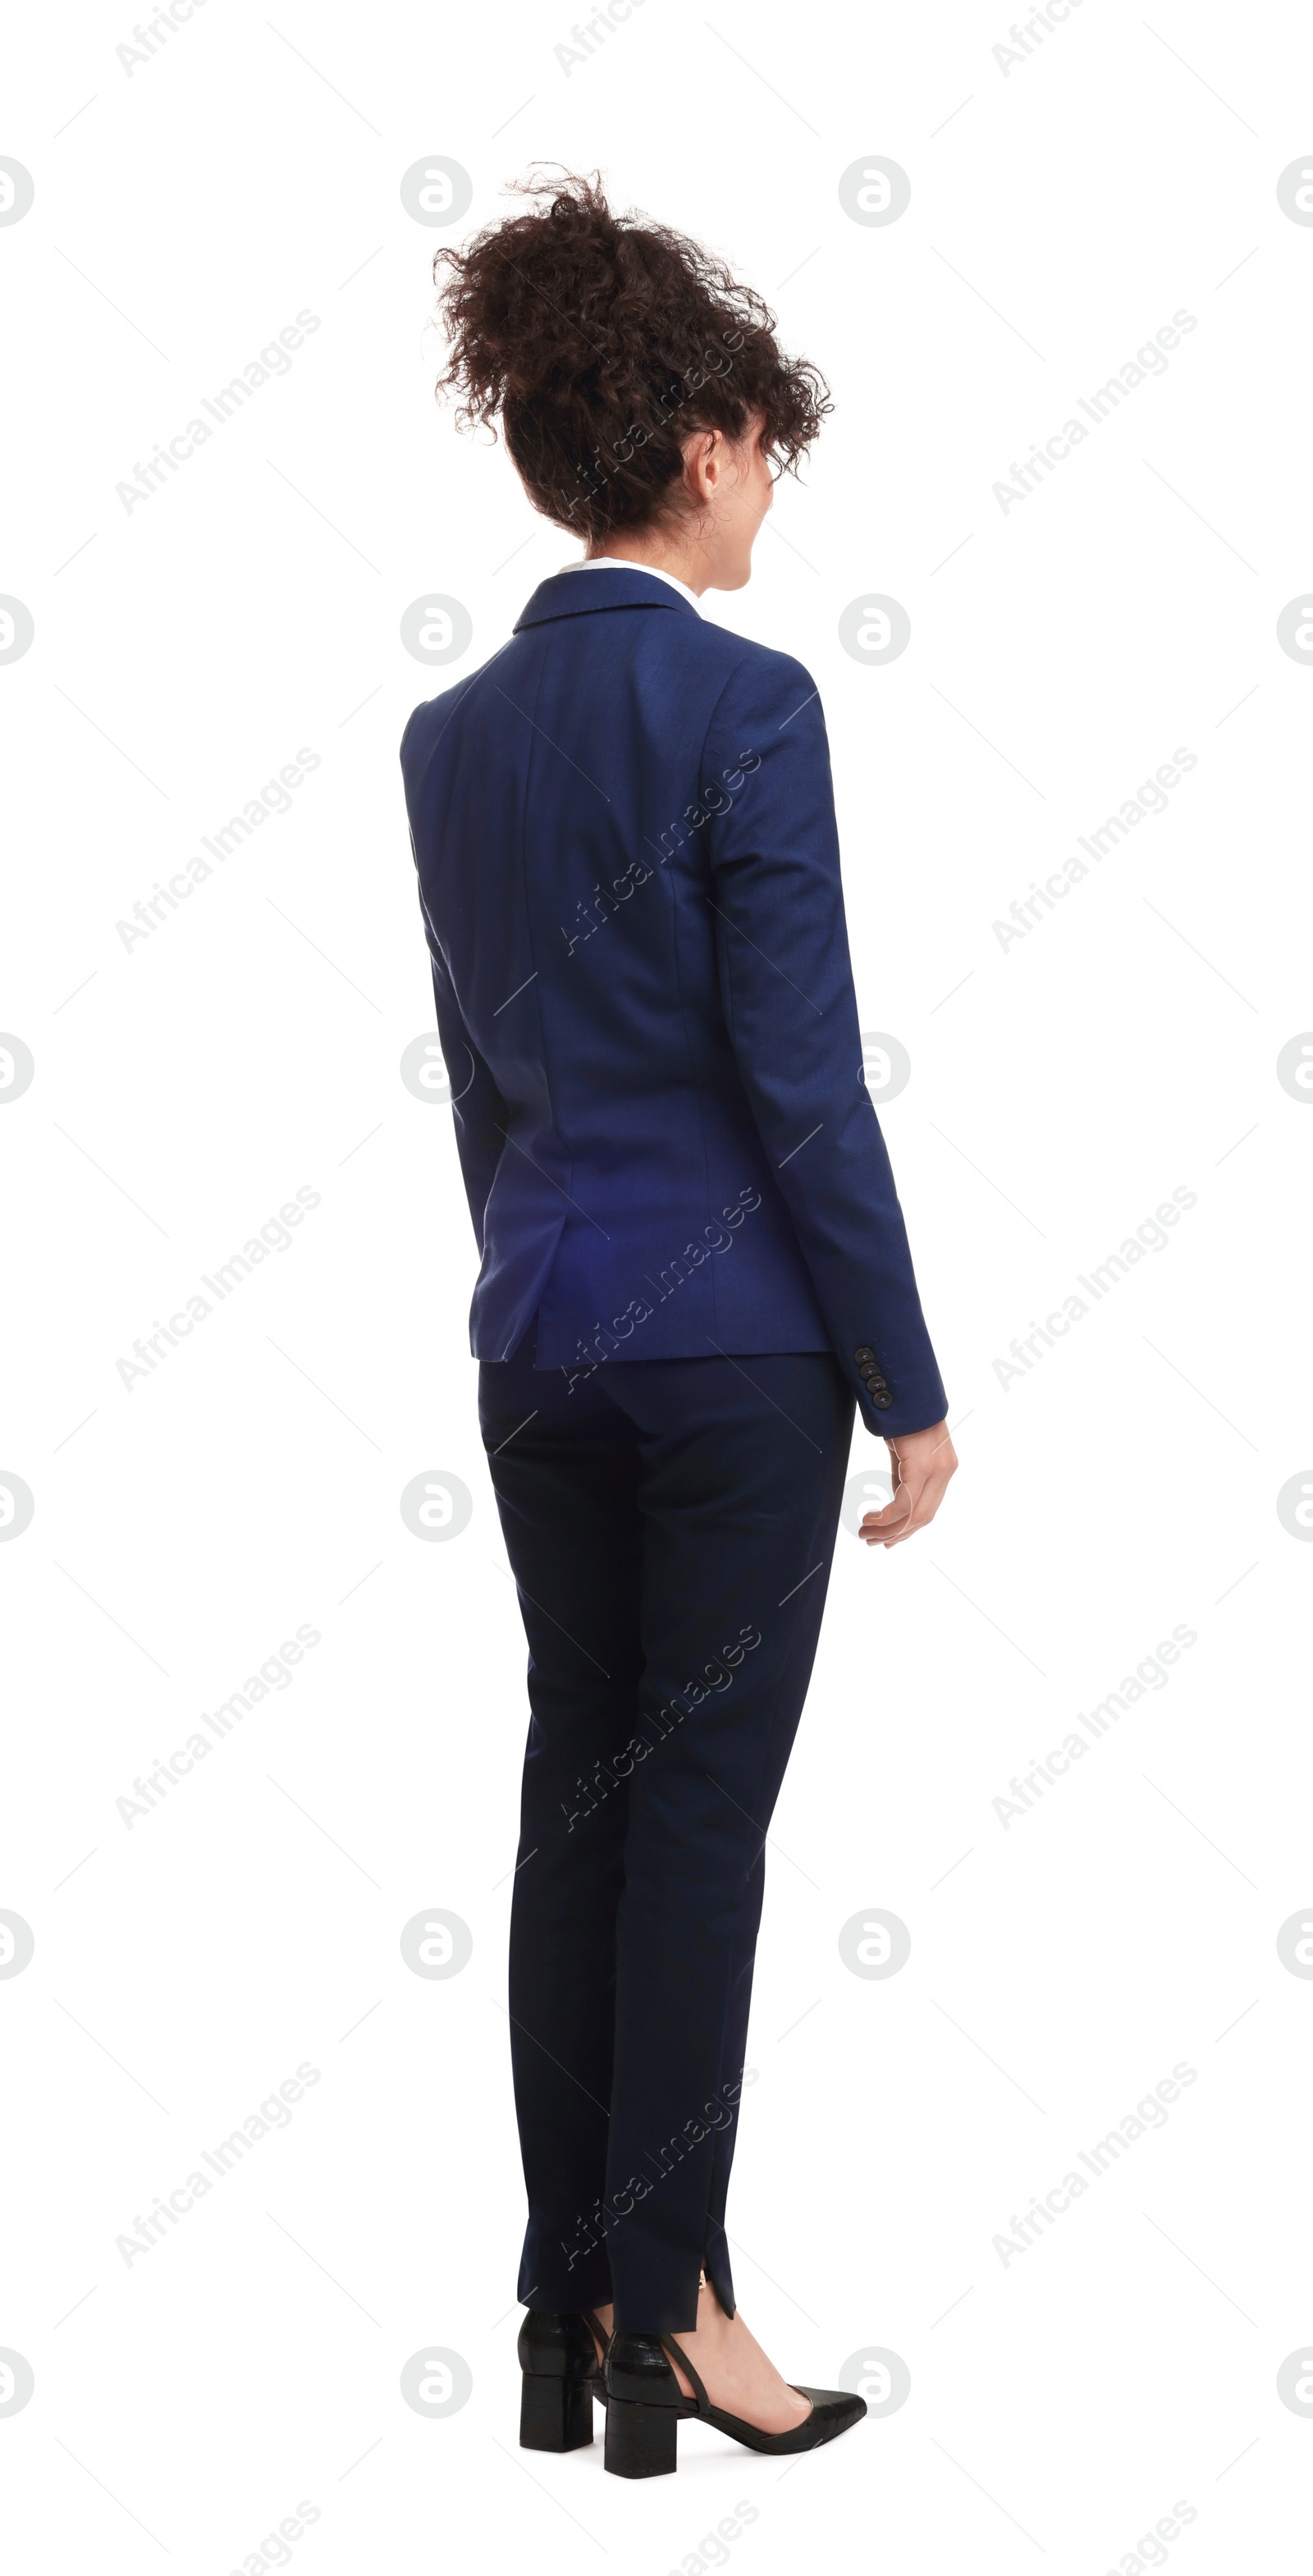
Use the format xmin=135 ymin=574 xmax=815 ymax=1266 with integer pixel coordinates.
xmin=859 ymin=1421 xmax=958 ymax=1547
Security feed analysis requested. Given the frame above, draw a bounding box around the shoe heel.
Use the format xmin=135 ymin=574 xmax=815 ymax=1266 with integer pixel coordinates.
xmin=604 ymin=2395 xmax=679 ymax=2478
xmin=519 ymin=2373 xmax=595 ymax=2452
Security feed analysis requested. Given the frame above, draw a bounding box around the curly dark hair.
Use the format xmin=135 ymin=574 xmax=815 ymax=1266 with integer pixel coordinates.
xmin=432 ymin=170 xmax=831 ymax=542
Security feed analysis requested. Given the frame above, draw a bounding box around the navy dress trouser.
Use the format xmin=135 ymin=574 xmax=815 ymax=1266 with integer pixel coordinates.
xmin=478 ymin=1335 xmax=855 ymax=2336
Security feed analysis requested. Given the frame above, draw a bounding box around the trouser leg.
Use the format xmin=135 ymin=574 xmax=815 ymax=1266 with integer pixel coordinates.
xmin=479 ymin=1348 xmax=643 ymax=2313
xmin=702 ymin=1405 xmax=849 ymax=2299
xmin=598 ymin=1352 xmax=853 ymax=2334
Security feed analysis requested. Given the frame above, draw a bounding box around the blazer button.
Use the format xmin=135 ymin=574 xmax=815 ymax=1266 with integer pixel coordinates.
xmin=853 ymin=1345 xmax=875 ymax=1365
xmin=871 ymin=1389 xmax=893 ymax=1410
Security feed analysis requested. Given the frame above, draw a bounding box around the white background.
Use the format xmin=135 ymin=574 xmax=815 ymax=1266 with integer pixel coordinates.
xmin=3 ymin=0 xmax=1312 ymax=2568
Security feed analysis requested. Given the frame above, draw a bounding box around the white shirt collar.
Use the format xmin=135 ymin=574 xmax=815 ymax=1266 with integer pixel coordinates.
xmin=564 ymin=556 xmax=702 ymax=615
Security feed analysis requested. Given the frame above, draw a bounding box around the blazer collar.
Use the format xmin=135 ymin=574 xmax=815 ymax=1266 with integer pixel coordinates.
xmin=513 ymin=566 xmax=700 ymax=630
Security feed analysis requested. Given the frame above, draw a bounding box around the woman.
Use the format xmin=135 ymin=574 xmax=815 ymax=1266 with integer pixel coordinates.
xmin=401 ymin=173 xmax=956 ymax=2478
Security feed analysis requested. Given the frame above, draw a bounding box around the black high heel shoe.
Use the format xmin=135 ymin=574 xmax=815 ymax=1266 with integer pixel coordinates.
xmin=517 ymin=2307 xmax=612 ymax=2451
xmin=603 ymin=2331 xmax=866 ymax=2478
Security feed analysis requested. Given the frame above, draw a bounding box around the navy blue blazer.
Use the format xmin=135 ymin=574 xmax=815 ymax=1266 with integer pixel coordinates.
xmin=400 ymin=566 xmax=947 ymax=1437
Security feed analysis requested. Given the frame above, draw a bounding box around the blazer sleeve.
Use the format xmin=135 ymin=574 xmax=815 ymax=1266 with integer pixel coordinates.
xmin=411 ymin=858 xmax=510 ymax=1254
xmin=699 ymin=648 xmax=948 ymax=1438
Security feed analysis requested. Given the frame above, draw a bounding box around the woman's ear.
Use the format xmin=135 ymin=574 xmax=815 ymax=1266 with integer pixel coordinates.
xmin=682 ymin=428 xmax=721 ymax=506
